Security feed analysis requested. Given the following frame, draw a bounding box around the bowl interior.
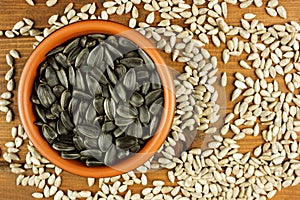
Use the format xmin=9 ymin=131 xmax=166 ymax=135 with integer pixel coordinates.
xmin=18 ymin=20 xmax=175 ymax=178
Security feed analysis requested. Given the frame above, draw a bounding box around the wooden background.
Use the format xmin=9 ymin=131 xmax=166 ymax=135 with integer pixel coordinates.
xmin=0 ymin=0 xmax=300 ymax=199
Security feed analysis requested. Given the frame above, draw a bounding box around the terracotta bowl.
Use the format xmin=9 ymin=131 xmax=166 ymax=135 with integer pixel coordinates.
xmin=18 ymin=20 xmax=175 ymax=178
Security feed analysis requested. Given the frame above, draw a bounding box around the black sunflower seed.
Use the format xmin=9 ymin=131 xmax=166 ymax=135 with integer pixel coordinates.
xmin=118 ymin=37 xmax=137 ymax=50
xmin=102 ymin=121 xmax=116 ymax=132
xmin=73 ymin=135 xmax=85 ymax=151
xmin=85 ymin=158 xmax=104 ymax=167
xmin=75 ymin=48 xmax=89 ymax=68
xmin=37 ymin=84 xmax=56 ymax=108
xmin=35 ymin=104 xmax=47 ymax=123
xmin=51 ymin=102 xmax=63 ymax=118
xmin=104 ymin=43 xmax=123 ymax=60
xmin=87 ymin=44 xmax=103 ymax=67
xmin=77 ymin=124 xmax=101 ymax=139
xmin=115 ymin=64 xmax=127 ymax=79
xmin=42 ymin=124 xmax=58 ymax=144
xmin=115 ymin=117 xmax=135 ymax=127
xmin=130 ymin=92 xmax=144 ymax=107
xmin=123 ymin=68 xmax=136 ymax=91
xmin=106 ymin=66 xmax=118 ymax=85
xmin=80 ymin=149 xmax=103 ymax=160
xmin=55 ymin=53 xmax=71 ymax=68
xmin=145 ymin=89 xmax=163 ymax=105
xmin=52 ymin=85 xmax=65 ymax=98
xmin=139 ymin=105 xmax=150 ymax=125
xmin=60 ymin=90 xmax=71 ymax=110
xmin=52 ymin=141 xmax=75 ymax=151
xmin=56 ymin=68 xmax=69 ymax=89
xmin=115 ymin=136 xmax=137 ymax=150
xmin=104 ymin=98 xmax=116 ymax=120
xmin=63 ymin=38 xmax=80 ymax=55
xmin=120 ymin=57 xmax=143 ymax=68
xmin=86 ymin=75 xmax=102 ymax=96
xmin=138 ymin=48 xmax=155 ymax=70
xmin=84 ymin=137 xmax=99 ymax=149
xmin=60 ymin=111 xmax=74 ymax=130
xmin=117 ymin=104 xmax=138 ymax=118
xmin=56 ymin=119 xmax=69 ymax=135
xmin=104 ymin=145 xmax=118 ymax=166
xmin=68 ymin=66 xmax=76 ymax=87
xmin=61 ymin=151 xmax=81 ymax=159
xmin=126 ymin=120 xmax=143 ymax=138
xmin=149 ymin=97 xmax=164 ymax=116
xmin=45 ymin=67 xmax=59 ymax=87
xmin=47 ymin=46 xmax=64 ymax=57
xmin=93 ymin=96 xmax=105 ymax=115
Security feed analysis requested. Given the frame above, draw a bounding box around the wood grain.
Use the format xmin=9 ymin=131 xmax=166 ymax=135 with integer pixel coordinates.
xmin=0 ymin=0 xmax=300 ymax=199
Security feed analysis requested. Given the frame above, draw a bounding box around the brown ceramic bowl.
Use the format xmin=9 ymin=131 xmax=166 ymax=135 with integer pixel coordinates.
xmin=18 ymin=20 xmax=175 ymax=178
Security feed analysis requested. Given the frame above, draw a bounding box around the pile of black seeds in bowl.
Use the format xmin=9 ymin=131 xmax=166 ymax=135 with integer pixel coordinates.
xmin=31 ymin=34 xmax=164 ymax=167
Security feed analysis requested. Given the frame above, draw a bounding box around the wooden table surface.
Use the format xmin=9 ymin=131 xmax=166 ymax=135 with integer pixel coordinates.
xmin=0 ymin=0 xmax=300 ymax=199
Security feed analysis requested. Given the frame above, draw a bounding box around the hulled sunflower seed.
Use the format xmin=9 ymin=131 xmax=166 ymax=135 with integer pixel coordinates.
xmin=9 ymin=49 xmax=21 ymax=59
xmin=26 ymin=0 xmax=35 ymax=6
xmin=5 ymin=68 xmax=14 ymax=81
xmin=146 ymin=12 xmax=155 ymax=24
xmin=277 ymin=6 xmax=287 ymax=19
xmin=6 ymin=54 xmax=14 ymax=67
xmin=266 ymin=7 xmax=277 ymax=17
xmin=46 ymin=0 xmax=57 ymax=7
xmin=221 ymin=72 xmax=227 ymax=87
xmin=32 ymin=192 xmax=43 ymax=199
xmin=87 ymin=178 xmax=95 ymax=187
xmin=7 ymin=79 xmax=15 ymax=91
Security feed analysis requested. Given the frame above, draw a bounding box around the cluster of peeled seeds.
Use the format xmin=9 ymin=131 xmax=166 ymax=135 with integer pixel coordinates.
xmin=2 ymin=0 xmax=300 ymax=200
xmin=32 ymin=34 xmax=163 ymax=167
xmin=1 ymin=50 xmax=20 ymax=122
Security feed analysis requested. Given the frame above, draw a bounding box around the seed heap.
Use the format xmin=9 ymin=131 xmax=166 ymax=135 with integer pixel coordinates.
xmin=32 ymin=34 xmax=164 ymax=166
xmin=2 ymin=0 xmax=300 ymax=200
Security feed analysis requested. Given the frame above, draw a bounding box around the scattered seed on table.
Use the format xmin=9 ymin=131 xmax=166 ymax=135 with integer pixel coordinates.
xmin=9 ymin=49 xmax=21 ymax=59
xmin=6 ymin=54 xmax=14 ymax=67
xmin=266 ymin=7 xmax=277 ymax=17
xmin=25 ymin=0 xmax=35 ymax=6
xmin=146 ymin=12 xmax=155 ymax=24
xmin=6 ymin=109 xmax=13 ymax=123
xmin=277 ymin=5 xmax=287 ymax=19
xmin=7 ymin=79 xmax=15 ymax=91
xmin=0 ymin=106 xmax=9 ymax=113
xmin=46 ymin=0 xmax=57 ymax=7
xmin=221 ymin=72 xmax=227 ymax=87
xmin=5 ymin=31 xmax=15 ymax=38
xmin=0 ymin=99 xmax=11 ymax=106
xmin=32 ymin=192 xmax=43 ymax=199
xmin=5 ymin=68 xmax=14 ymax=81
xmin=244 ymin=13 xmax=256 ymax=20
xmin=13 ymin=21 xmax=25 ymax=30
xmin=87 ymin=178 xmax=95 ymax=187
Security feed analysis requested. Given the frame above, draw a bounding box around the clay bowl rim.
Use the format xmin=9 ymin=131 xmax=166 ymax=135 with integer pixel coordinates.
xmin=18 ymin=20 xmax=176 ymax=178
